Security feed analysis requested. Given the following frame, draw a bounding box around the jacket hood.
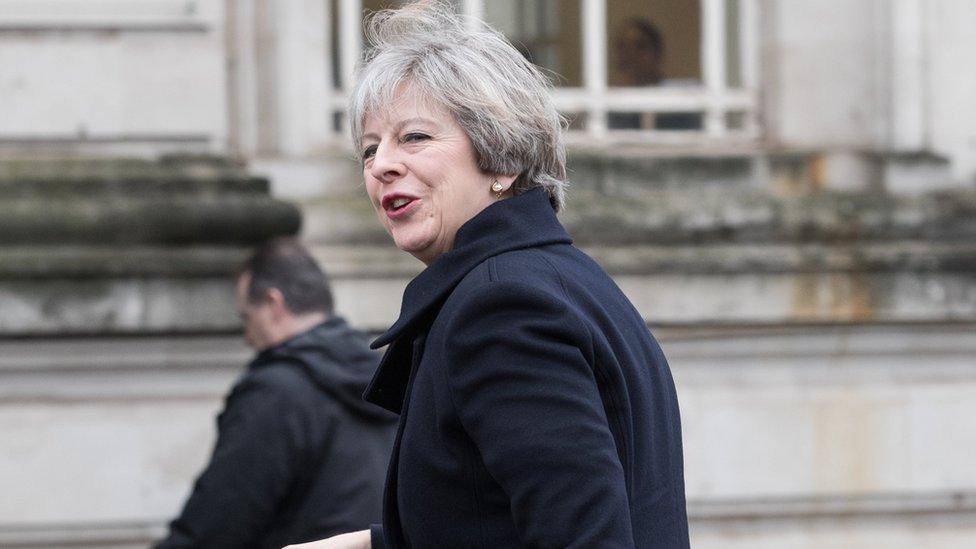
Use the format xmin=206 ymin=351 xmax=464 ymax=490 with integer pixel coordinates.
xmin=255 ymin=317 xmax=396 ymax=422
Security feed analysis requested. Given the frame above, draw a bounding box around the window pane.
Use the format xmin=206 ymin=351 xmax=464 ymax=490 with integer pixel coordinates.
xmin=562 ymin=111 xmax=587 ymax=132
xmin=725 ymin=110 xmax=746 ymax=130
xmin=484 ymin=0 xmax=582 ymax=87
xmin=607 ymin=0 xmax=701 ymax=87
xmin=336 ymin=0 xmax=413 ymax=89
xmin=607 ymin=112 xmax=703 ymax=131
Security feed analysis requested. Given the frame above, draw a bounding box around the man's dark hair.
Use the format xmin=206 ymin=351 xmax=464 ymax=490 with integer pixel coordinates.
xmin=627 ymin=17 xmax=664 ymax=56
xmin=239 ymin=237 xmax=334 ymax=316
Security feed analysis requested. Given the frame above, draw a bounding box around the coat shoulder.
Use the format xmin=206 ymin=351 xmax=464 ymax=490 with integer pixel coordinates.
xmin=231 ymin=360 xmax=332 ymax=415
xmin=451 ymin=244 xmax=573 ymax=302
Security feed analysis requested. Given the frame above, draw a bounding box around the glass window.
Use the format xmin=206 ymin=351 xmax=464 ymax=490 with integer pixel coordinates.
xmin=563 ymin=111 xmax=588 ymax=132
xmin=606 ymin=0 xmax=703 ymax=131
xmin=725 ymin=111 xmax=746 ymax=130
xmin=484 ymin=0 xmax=582 ymax=87
xmin=606 ymin=111 xmax=704 ymax=132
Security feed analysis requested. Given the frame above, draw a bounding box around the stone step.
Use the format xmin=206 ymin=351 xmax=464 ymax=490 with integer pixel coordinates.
xmin=0 ymin=157 xmax=299 ymax=335
xmin=0 ymin=195 xmax=299 ymax=245
xmin=2 ymin=324 xmax=974 ymax=548
xmin=270 ymin=147 xmax=972 ymax=200
xmin=0 ymin=157 xmax=299 ymax=245
xmin=0 ymin=155 xmax=254 ymax=188
xmin=299 ymin=187 xmax=976 ymax=246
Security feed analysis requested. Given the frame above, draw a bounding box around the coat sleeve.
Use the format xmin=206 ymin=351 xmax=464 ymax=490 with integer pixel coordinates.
xmin=444 ymin=281 xmax=635 ymax=548
xmin=155 ymin=368 xmax=314 ymax=549
xmin=369 ymin=523 xmax=386 ymax=549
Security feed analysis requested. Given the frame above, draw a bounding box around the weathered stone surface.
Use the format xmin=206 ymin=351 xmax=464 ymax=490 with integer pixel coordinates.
xmin=300 ymin=157 xmax=976 ymax=330
xmin=0 ymin=156 xmax=262 ymax=188
xmin=0 ymin=246 xmax=249 ymax=279
xmin=302 ymin=184 xmax=976 ymax=249
xmin=0 ymin=278 xmax=239 ymax=335
xmin=0 ymin=157 xmax=300 ymax=335
xmin=0 ymin=196 xmax=299 ymax=245
xmin=0 ymin=157 xmax=299 ymax=245
xmin=3 ymin=323 xmax=974 ymax=547
xmin=567 ymin=148 xmax=760 ymax=193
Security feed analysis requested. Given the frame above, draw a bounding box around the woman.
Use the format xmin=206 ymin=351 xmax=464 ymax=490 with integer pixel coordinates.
xmin=290 ymin=2 xmax=688 ymax=547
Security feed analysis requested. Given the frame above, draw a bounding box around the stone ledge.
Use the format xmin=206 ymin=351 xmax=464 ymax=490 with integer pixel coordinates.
xmin=0 ymin=278 xmax=238 ymax=336
xmin=1 ymin=491 xmax=972 ymax=547
xmin=7 ymin=262 xmax=969 ymax=335
xmin=0 ymin=157 xmax=299 ymax=245
xmin=565 ymin=147 xmax=971 ymax=195
xmin=564 ymin=188 xmax=976 ymax=245
xmin=0 ymin=196 xmax=300 ymax=245
xmin=692 ymin=491 xmax=976 ymax=520
xmin=4 ymin=321 xmax=972 ymax=376
xmin=0 ymin=176 xmax=270 ymax=198
xmin=0 ymin=246 xmax=249 ymax=279
xmin=0 ymin=521 xmax=162 ymax=549
xmin=0 ymin=335 xmax=249 ymax=374
xmin=301 ymin=188 xmax=976 ymax=246
xmin=0 ymin=156 xmax=250 ymax=185
xmin=309 ymin=242 xmax=976 ymax=279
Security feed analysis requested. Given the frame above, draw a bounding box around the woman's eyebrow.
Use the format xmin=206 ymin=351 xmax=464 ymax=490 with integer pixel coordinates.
xmin=363 ymin=117 xmax=440 ymax=143
xmin=395 ymin=117 xmax=438 ymax=130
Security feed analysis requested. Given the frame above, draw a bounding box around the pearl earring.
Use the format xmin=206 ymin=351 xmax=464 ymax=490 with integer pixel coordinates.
xmin=491 ymin=179 xmax=504 ymax=197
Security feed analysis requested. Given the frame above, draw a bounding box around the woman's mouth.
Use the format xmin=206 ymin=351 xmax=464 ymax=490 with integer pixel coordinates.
xmin=382 ymin=194 xmax=420 ymax=220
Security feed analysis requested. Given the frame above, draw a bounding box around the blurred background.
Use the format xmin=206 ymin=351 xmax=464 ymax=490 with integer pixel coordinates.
xmin=1 ymin=0 xmax=975 ymax=547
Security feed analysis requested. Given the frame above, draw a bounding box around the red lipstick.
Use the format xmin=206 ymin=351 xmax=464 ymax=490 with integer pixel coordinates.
xmin=381 ymin=193 xmax=420 ymax=220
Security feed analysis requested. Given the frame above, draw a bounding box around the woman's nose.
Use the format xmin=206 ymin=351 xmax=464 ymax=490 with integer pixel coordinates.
xmin=370 ymin=143 xmax=406 ymax=182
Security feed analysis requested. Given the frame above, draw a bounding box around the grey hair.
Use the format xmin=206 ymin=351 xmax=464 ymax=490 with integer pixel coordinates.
xmin=349 ymin=0 xmax=567 ymax=211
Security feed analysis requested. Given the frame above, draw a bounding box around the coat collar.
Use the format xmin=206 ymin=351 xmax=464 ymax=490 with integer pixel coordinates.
xmin=363 ymin=188 xmax=571 ymax=413
xmin=370 ymin=187 xmax=572 ymax=350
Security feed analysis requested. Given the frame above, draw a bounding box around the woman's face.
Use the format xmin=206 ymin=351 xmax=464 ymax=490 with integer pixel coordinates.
xmin=361 ymin=92 xmax=504 ymax=264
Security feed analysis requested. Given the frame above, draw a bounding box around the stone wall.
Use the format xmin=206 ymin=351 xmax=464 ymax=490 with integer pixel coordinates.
xmin=3 ymin=1 xmax=976 ymax=546
xmin=0 ymin=157 xmax=299 ymax=545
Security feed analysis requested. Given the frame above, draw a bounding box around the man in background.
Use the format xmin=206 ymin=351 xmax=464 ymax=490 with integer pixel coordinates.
xmin=156 ymin=238 xmax=395 ymax=548
xmin=610 ymin=17 xmax=703 ymax=131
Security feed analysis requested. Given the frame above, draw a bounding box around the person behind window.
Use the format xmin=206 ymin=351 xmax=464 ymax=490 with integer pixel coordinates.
xmin=287 ymin=2 xmax=689 ymax=548
xmin=610 ymin=17 xmax=703 ymax=131
xmin=615 ymin=17 xmax=665 ymax=87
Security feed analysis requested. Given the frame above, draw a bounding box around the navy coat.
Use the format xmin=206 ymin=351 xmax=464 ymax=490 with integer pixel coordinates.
xmin=365 ymin=188 xmax=689 ymax=548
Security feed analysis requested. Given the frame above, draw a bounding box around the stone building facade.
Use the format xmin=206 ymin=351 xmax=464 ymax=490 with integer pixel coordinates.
xmin=1 ymin=1 xmax=974 ymax=547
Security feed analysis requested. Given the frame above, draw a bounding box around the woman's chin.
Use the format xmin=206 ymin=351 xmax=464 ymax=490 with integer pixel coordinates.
xmin=393 ymin=236 xmax=434 ymax=259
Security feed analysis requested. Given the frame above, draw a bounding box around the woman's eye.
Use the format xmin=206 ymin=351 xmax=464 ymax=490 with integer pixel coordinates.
xmin=362 ymin=144 xmax=378 ymax=159
xmin=402 ymin=132 xmax=430 ymax=143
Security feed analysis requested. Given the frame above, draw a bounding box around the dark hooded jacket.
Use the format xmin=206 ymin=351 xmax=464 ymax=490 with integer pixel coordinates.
xmin=156 ymin=317 xmax=396 ymax=549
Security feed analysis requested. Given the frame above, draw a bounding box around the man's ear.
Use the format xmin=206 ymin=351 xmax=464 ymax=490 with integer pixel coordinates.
xmin=265 ymin=288 xmax=290 ymax=318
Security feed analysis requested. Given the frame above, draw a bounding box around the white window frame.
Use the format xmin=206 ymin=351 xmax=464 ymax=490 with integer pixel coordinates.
xmin=484 ymin=0 xmax=759 ymax=144
xmin=322 ymin=0 xmax=760 ymax=147
xmin=565 ymin=0 xmax=760 ymax=144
